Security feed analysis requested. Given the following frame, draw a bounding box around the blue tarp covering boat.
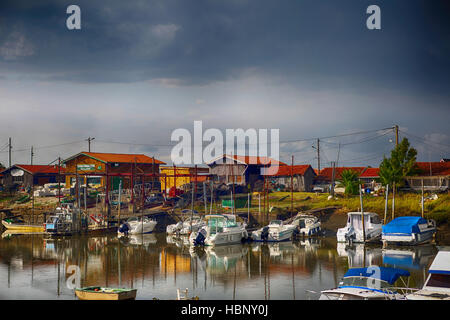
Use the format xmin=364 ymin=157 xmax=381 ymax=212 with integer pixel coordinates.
xmin=343 ymin=267 xmax=410 ymax=284
xmin=382 ymin=216 xmax=427 ymax=235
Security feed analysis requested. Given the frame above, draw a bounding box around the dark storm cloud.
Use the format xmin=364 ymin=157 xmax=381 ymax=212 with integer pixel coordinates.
xmin=0 ymin=0 xmax=449 ymax=93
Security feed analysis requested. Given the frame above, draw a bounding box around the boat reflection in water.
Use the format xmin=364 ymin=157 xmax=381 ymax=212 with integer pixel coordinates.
xmin=336 ymin=243 xmax=383 ymax=268
xmin=0 ymin=233 xmax=440 ymax=300
xmin=382 ymin=245 xmax=437 ymax=270
xmin=166 ymin=234 xmax=191 ymax=248
xmin=118 ymin=234 xmax=157 ymax=248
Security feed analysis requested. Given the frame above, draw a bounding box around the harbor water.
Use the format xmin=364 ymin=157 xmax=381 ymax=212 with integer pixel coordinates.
xmin=0 ymin=232 xmax=439 ymax=300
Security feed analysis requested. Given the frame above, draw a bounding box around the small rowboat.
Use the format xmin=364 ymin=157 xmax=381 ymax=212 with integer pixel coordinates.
xmin=2 ymin=219 xmax=44 ymax=232
xmin=75 ymin=287 xmax=137 ymax=300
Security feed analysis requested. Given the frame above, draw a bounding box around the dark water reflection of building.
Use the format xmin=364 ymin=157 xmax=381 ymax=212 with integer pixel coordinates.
xmin=0 ymin=232 xmax=438 ymax=300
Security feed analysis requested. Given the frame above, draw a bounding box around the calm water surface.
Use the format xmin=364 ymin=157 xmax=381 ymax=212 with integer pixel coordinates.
xmin=0 ymin=232 xmax=438 ymax=300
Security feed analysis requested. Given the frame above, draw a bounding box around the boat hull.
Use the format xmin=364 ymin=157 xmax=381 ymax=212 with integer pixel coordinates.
xmin=251 ymin=229 xmax=294 ymax=242
xmin=2 ymin=220 xmax=44 ymax=232
xmin=382 ymin=228 xmax=436 ymax=245
xmin=75 ymin=288 xmax=137 ymax=300
xmin=118 ymin=220 xmax=157 ymax=235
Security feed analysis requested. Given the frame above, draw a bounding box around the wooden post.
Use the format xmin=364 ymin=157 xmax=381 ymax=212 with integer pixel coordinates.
xmin=105 ymin=163 xmax=110 ymax=228
xmin=190 ymin=181 xmax=194 ymax=232
xmin=131 ymin=159 xmax=135 ymax=214
xmin=173 ymin=165 xmax=177 ymax=194
xmin=118 ymin=180 xmax=122 ymax=222
xmin=384 ymin=184 xmax=389 ymax=224
xmin=141 ymin=174 xmax=145 ymax=210
xmin=194 ymin=165 xmax=198 ymax=198
xmin=360 ymin=184 xmax=366 ymax=243
xmin=31 ymin=175 xmax=35 ymax=224
xmin=247 ymin=192 xmax=250 ymax=225
xmin=258 ymin=192 xmax=261 ymax=216
xmin=210 ymin=181 xmax=213 ymax=214
xmin=203 ymin=181 xmax=207 ymax=215
xmin=164 ymin=173 xmax=167 ymax=196
xmin=331 ymin=161 xmax=336 ymax=197
xmin=58 ymin=157 xmax=61 ymax=207
xmin=392 ymin=182 xmax=396 ymax=221
xmin=152 ymin=157 xmax=155 ymax=192
xmin=291 ymin=155 xmax=294 ymax=217
xmin=421 ymin=179 xmax=424 ymax=218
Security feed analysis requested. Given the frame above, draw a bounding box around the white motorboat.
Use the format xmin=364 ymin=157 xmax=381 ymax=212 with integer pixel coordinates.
xmin=251 ymin=220 xmax=296 ymax=242
xmin=337 ymin=212 xmax=382 ymax=243
xmin=290 ymin=214 xmax=321 ymax=237
xmin=406 ymin=250 xmax=450 ymax=300
xmin=167 ymin=216 xmax=205 ymax=235
xmin=166 ymin=221 xmax=183 ymax=234
xmin=382 ymin=216 xmax=437 ymax=245
xmin=319 ymin=266 xmax=411 ymax=300
xmin=118 ymin=216 xmax=157 ymax=235
xmin=189 ymin=214 xmax=248 ymax=246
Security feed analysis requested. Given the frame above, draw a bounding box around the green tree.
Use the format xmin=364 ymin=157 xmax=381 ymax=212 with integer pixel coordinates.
xmin=339 ymin=169 xmax=360 ymax=196
xmin=379 ymin=138 xmax=417 ymax=187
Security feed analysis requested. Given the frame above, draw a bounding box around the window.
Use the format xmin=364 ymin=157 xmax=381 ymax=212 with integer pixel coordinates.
xmin=426 ymin=274 xmax=450 ymax=288
xmin=370 ymin=215 xmax=381 ymax=224
xmin=13 ymin=176 xmax=23 ymax=183
xmin=87 ymin=177 xmax=102 ymax=185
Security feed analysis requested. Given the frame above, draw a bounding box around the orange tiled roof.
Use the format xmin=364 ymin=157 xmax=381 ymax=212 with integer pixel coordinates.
xmin=415 ymin=162 xmax=450 ymax=176
xmin=15 ymin=164 xmax=64 ymax=174
xmin=316 ymin=167 xmax=366 ymax=181
xmin=359 ymin=168 xmax=380 ymax=178
xmin=209 ymin=154 xmax=287 ymax=166
xmin=69 ymin=152 xmax=166 ymax=165
xmin=265 ymin=165 xmax=314 ymax=176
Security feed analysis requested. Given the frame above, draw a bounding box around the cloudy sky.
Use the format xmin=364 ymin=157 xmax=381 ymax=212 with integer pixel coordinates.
xmin=0 ymin=0 xmax=449 ymax=168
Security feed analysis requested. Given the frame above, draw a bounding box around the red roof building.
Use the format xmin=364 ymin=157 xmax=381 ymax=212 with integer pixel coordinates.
xmin=265 ymin=164 xmax=317 ymax=192
xmin=1 ymin=164 xmax=64 ymax=190
xmin=359 ymin=168 xmax=380 ymax=179
xmin=63 ymin=152 xmax=166 ymax=190
xmin=406 ymin=162 xmax=450 ymax=191
xmin=315 ymin=167 xmax=367 ymax=183
xmin=207 ymin=154 xmax=287 ymax=189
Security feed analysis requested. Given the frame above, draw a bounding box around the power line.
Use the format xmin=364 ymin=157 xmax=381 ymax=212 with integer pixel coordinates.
xmin=0 ymin=140 xmax=84 ymax=153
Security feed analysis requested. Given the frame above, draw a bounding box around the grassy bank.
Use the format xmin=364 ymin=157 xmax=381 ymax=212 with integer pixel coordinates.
xmin=250 ymin=191 xmax=450 ymax=224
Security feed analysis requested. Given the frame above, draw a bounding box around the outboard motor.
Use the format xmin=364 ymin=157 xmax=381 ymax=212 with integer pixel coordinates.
xmin=119 ymin=222 xmax=130 ymax=236
xmin=194 ymin=228 xmax=207 ymax=246
xmin=345 ymin=227 xmax=355 ymax=244
xmin=261 ymin=226 xmax=270 ymax=242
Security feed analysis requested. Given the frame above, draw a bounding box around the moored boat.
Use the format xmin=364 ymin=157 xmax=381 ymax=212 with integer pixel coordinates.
xmin=2 ymin=218 xmax=44 ymax=232
xmin=189 ymin=214 xmax=247 ymax=246
xmin=75 ymin=287 xmax=137 ymax=300
xmin=382 ymin=216 xmax=436 ymax=245
xmin=118 ymin=216 xmax=157 ymax=235
xmin=319 ymin=266 xmax=411 ymax=300
xmin=251 ymin=220 xmax=296 ymax=242
xmin=337 ymin=212 xmax=382 ymax=243
xmin=406 ymin=250 xmax=450 ymax=300
xmin=290 ymin=214 xmax=321 ymax=237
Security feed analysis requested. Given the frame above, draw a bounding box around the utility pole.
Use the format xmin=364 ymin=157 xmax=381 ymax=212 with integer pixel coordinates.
xmin=317 ymin=139 xmax=320 ymax=173
xmin=86 ymin=137 xmax=95 ymax=152
xmin=394 ymin=125 xmax=399 ymax=147
xmin=8 ymin=137 xmax=12 ymax=168
xmin=30 ymin=146 xmax=34 ymax=165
